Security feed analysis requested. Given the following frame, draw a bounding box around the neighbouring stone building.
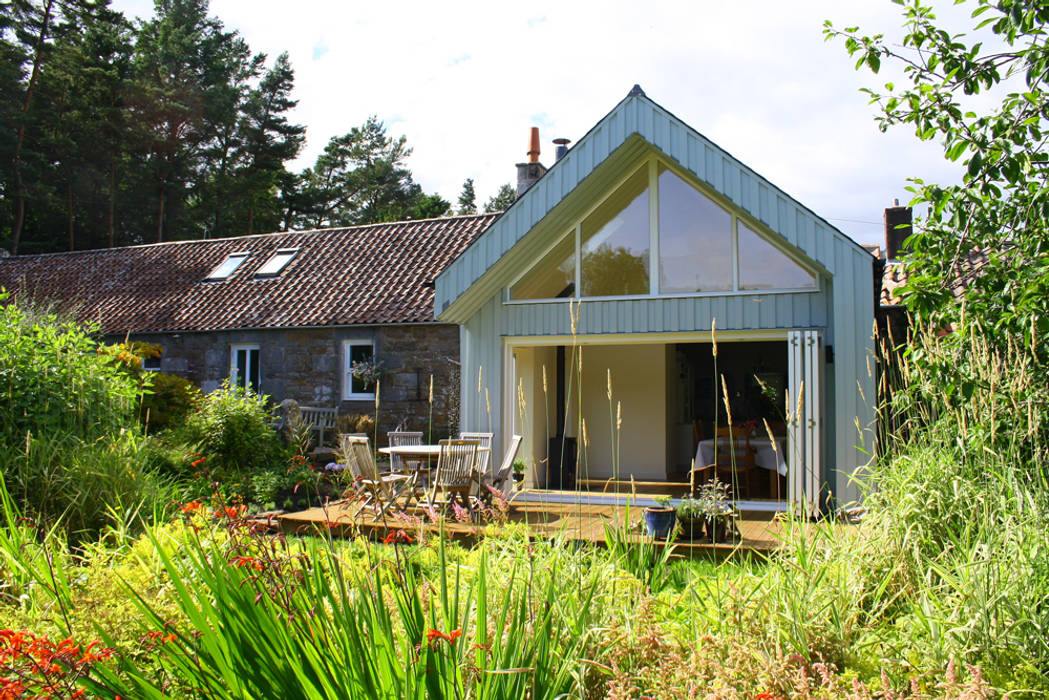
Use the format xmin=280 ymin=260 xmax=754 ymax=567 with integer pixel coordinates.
xmin=0 ymin=214 xmax=497 ymax=442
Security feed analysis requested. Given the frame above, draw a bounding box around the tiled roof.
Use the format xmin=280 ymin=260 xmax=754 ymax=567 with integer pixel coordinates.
xmin=0 ymin=214 xmax=498 ymax=334
xmin=881 ymin=261 xmax=906 ymax=306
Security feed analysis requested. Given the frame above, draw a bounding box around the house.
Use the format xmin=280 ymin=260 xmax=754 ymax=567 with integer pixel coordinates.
xmin=435 ymin=86 xmax=879 ymax=511
xmin=0 ymin=214 xmax=497 ymax=440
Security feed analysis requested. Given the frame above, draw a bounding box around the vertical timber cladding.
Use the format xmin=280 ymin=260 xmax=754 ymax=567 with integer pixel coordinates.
xmin=788 ymin=330 xmax=822 ymax=515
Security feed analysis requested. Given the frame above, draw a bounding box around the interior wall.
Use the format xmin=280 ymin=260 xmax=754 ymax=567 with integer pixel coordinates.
xmin=578 ymin=344 xmax=667 ymax=481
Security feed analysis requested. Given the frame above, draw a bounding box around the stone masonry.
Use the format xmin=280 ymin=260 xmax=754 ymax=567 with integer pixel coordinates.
xmin=126 ymin=324 xmax=462 ymax=445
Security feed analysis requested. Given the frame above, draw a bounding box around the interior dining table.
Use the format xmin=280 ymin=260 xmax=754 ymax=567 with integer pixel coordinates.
xmin=695 ymin=434 xmax=788 ymax=499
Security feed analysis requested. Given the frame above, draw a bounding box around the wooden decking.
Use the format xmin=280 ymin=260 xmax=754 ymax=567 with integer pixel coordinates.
xmin=279 ymin=492 xmax=786 ymax=554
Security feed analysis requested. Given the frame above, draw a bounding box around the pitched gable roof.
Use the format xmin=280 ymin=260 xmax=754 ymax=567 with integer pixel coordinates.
xmin=0 ymin=214 xmax=497 ymax=334
xmin=435 ymin=87 xmax=874 ymax=323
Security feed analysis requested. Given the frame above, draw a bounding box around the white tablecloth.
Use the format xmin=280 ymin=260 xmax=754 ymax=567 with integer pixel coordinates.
xmin=696 ymin=436 xmax=787 ymax=476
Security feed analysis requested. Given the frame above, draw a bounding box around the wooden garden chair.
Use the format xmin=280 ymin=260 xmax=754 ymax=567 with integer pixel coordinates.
xmin=338 ymin=434 xmax=413 ymax=519
xmin=427 ymin=439 xmax=478 ymax=512
xmin=459 ymin=431 xmax=494 ymax=479
xmin=479 ymin=434 xmax=523 ymax=506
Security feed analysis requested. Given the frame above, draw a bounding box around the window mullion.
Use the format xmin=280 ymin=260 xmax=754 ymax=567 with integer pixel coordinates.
xmin=731 ymin=215 xmax=740 ymax=291
xmin=648 ymin=160 xmax=659 ymax=296
xmin=574 ymin=223 xmax=581 ymax=297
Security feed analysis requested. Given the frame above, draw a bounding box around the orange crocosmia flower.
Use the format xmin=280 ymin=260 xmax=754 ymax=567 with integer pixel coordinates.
xmin=425 ymin=628 xmax=462 ymax=646
xmin=231 ymin=556 xmax=264 ymax=572
xmin=179 ymin=501 xmax=202 ymax=514
xmin=191 ymin=457 xmax=206 ymax=468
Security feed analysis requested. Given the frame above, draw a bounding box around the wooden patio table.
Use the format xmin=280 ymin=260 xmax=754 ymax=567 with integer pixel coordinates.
xmin=378 ymin=444 xmax=491 ymax=505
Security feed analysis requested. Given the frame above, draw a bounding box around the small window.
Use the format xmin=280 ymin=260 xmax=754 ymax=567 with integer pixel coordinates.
xmin=343 ymin=340 xmax=376 ymax=400
xmin=255 ymin=248 xmax=298 ymax=277
xmin=230 ymin=344 xmax=260 ymax=393
xmin=206 ymin=252 xmax=249 ymax=280
xmin=141 ymin=355 xmax=162 ymax=371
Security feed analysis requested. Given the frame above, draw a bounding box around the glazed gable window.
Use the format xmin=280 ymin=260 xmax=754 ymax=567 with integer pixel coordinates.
xmin=508 ymin=157 xmax=817 ymax=302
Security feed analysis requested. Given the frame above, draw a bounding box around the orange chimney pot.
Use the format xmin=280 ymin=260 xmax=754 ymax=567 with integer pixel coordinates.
xmin=527 ymin=127 xmax=540 ymax=163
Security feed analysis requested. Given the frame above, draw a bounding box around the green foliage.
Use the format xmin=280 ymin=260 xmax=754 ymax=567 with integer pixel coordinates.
xmin=179 ymin=380 xmax=289 ymax=492
xmin=457 ymin=177 xmax=477 ymax=215
xmin=483 ymin=183 xmax=516 ymax=213
xmin=141 ymin=371 xmax=202 ymax=433
xmin=826 ymin=0 xmax=1049 ymax=382
xmin=0 ymin=297 xmax=140 ymax=444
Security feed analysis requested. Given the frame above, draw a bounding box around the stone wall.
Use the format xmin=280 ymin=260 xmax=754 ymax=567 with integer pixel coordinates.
xmin=124 ymin=324 xmax=462 ymax=445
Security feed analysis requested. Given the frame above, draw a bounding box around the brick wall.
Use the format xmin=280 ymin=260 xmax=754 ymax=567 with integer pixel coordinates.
xmin=125 ymin=324 xmax=462 ymax=444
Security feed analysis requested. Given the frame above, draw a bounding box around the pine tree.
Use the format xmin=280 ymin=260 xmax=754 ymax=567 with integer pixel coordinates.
xmin=484 ymin=183 xmax=516 ymax=213
xmin=457 ymin=177 xmax=476 ymax=215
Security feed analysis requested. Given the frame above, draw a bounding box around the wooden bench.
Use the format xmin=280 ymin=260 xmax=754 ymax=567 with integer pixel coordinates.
xmin=299 ymin=406 xmax=337 ymax=447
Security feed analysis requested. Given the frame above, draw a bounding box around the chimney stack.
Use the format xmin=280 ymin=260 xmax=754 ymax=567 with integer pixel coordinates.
xmin=553 ymin=137 xmax=571 ymax=161
xmin=516 ymin=127 xmax=547 ymax=196
xmin=884 ymin=203 xmax=912 ymax=261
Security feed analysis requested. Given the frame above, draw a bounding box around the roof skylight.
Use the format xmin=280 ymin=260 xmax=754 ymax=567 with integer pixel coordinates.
xmin=205 ymin=252 xmax=249 ymax=281
xmin=255 ymin=248 xmax=299 ymax=277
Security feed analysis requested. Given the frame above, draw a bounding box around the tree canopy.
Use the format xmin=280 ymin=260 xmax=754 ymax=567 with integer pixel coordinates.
xmin=0 ymin=0 xmax=451 ymax=253
xmin=826 ymin=0 xmax=1049 ymax=367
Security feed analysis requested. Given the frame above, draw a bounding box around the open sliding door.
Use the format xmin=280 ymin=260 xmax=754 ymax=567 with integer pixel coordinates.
xmin=787 ymin=330 xmax=821 ymax=515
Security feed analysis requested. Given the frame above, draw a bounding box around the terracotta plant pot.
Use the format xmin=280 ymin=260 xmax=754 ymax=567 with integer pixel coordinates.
xmin=643 ymin=507 xmax=677 ymax=539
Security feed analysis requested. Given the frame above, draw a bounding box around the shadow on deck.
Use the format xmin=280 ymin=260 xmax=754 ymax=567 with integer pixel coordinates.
xmin=278 ymin=490 xmax=788 ymax=555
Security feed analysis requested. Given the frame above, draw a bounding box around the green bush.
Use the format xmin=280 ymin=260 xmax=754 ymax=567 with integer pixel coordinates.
xmin=179 ymin=381 xmax=289 ymax=497
xmin=142 ymin=371 xmax=202 ymax=433
xmin=0 ymin=296 xmax=140 ymax=445
xmin=0 ymin=294 xmax=172 ymax=540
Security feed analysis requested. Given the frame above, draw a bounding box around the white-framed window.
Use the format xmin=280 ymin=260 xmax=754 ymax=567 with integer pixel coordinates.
xmin=255 ymin=248 xmax=298 ymax=278
xmin=230 ymin=344 xmax=261 ymax=393
xmin=141 ymin=355 xmax=162 ymax=371
xmin=508 ymin=156 xmax=817 ymax=302
xmin=342 ymin=339 xmax=376 ymax=400
xmin=206 ymin=252 xmax=249 ymax=281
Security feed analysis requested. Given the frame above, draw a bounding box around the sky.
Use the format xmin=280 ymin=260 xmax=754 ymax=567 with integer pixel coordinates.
xmin=109 ymin=0 xmax=983 ymax=247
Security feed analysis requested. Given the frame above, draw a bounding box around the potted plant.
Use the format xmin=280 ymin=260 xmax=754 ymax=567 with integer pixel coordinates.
xmin=643 ymin=495 xmax=677 ymax=539
xmin=675 ymin=497 xmax=705 ymax=540
xmin=511 ymin=458 xmax=527 ymax=485
xmin=694 ymin=479 xmax=734 ymax=543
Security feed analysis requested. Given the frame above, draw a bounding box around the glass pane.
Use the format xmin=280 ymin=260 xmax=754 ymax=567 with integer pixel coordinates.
xmin=657 ymin=166 xmax=733 ymax=293
xmin=510 ymin=232 xmax=575 ymax=300
xmin=580 ymin=166 xmax=650 ymax=297
xmin=248 ymin=349 xmax=260 ymax=393
xmin=738 ymin=222 xmax=817 ymax=290
xmin=349 ymin=344 xmax=374 ymax=394
xmin=235 ymin=349 xmax=247 ymax=389
xmin=206 ymin=253 xmax=248 ymax=280
xmin=256 ymin=249 xmax=298 ymax=277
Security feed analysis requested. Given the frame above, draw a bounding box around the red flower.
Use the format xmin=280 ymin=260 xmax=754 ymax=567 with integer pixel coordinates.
xmin=179 ymin=501 xmax=203 ymax=514
xmin=382 ymin=529 xmax=413 ymax=545
xmin=191 ymin=457 xmax=206 ymax=468
xmin=231 ymin=556 xmax=265 ymax=572
xmin=425 ymin=628 xmax=462 ymax=646
xmin=221 ymin=505 xmax=245 ymax=520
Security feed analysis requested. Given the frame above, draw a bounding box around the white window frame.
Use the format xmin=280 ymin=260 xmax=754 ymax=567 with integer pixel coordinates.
xmin=255 ymin=248 xmax=299 ymax=278
xmin=505 ymin=155 xmax=821 ymax=304
xmin=342 ymin=339 xmax=377 ymax=401
xmin=141 ymin=354 xmax=163 ymax=371
xmin=206 ymin=252 xmax=250 ymax=281
xmin=230 ymin=343 xmax=261 ymax=393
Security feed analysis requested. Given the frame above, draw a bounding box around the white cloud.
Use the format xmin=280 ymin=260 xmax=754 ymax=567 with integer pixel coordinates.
xmin=110 ymin=0 xmax=987 ymax=245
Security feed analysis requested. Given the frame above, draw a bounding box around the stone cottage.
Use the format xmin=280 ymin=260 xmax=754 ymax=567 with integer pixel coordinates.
xmin=0 ymin=214 xmax=497 ymax=441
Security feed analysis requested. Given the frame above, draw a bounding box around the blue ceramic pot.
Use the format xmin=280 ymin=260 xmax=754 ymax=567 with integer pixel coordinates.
xmin=643 ymin=508 xmax=676 ymax=539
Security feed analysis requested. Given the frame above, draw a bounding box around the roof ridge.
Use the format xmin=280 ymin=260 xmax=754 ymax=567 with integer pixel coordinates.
xmin=3 ymin=212 xmax=502 ymax=260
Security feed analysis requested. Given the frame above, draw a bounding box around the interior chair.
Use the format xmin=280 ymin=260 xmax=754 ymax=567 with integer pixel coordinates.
xmin=713 ymin=425 xmax=754 ymax=499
